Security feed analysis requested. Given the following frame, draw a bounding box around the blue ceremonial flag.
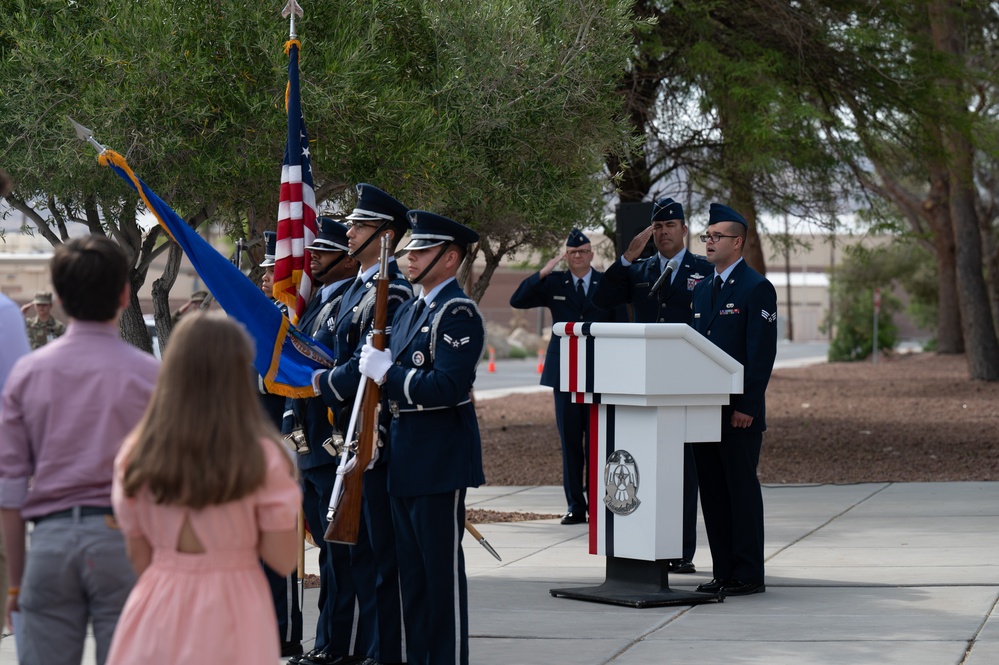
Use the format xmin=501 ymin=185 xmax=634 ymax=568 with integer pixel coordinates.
xmin=97 ymin=149 xmax=332 ymax=398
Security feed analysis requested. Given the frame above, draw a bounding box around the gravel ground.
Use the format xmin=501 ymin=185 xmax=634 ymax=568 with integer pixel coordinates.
xmin=477 ymin=352 xmax=999 ymax=488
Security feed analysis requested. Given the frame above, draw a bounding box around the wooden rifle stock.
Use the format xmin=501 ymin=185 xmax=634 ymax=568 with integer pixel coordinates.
xmin=324 ymin=235 xmax=391 ymax=545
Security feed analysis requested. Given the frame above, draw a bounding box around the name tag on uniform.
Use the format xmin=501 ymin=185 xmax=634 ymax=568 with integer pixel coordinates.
xmin=694 ymin=313 xmax=701 ymax=319
xmin=553 ymin=296 xmax=566 ymax=301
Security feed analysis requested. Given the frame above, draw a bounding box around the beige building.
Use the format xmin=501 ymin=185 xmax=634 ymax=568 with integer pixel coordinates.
xmin=2 ymin=209 xmax=925 ymax=343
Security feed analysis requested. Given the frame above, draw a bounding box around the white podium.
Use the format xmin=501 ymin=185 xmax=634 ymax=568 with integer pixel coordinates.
xmin=548 ymin=322 xmax=742 ymax=607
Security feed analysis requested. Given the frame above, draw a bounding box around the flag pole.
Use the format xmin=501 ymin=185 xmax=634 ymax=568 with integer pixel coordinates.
xmin=282 ymin=0 xmax=303 ymax=39
xmin=69 ymin=117 xmax=107 ymax=156
xmin=281 ymin=0 xmax=309 ymax=618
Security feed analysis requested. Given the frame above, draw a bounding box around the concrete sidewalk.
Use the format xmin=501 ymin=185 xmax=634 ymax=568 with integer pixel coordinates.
xmin=462 ymin=482 xmax=999 ymax=665
xmin=4 ymin=482 xmax=998 ymax=664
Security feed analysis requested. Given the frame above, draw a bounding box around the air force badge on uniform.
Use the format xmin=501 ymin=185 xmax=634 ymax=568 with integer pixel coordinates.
xmin=762 ymin=309 xmax=778 ymax=323
xmin=603 ymin=449 xmax=641 ymax=516
xmin=687 ymin=272 xmax=705 ymax=291
xmin=412 ymin=351 xmax=425 ymax=366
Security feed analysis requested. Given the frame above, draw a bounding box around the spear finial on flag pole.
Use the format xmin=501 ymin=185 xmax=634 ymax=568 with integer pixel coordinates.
xmin=68 ymin=117 xmax=107 ymax=156
xmin=282 ymin=0 xmax=304 ymax=39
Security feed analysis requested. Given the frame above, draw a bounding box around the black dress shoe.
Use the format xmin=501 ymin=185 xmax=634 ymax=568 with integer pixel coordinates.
xmin=720 ymin=580 xmax=765 ymax=596
xmin=300 ymin=652 xmax=362 ymax=665
xmin=695 ymin=578 xmax=726 ymax=593
xmin=289 ymin=649 xmax=323 ymax=665
xmin=560 ymin=511 xmax=586 ymax=525
xmin=281 ymin=641 xmax=305 ymax=658
xmin=667 ymin=559 xmax=696 ymax=574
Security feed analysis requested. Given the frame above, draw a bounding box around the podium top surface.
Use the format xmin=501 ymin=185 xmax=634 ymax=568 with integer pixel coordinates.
xmin=554 ymin=322 xmax=742 ymax=377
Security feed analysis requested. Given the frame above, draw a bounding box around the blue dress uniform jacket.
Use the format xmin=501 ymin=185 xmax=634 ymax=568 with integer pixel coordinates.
xmin=317 ymin=259 xmax=413 ymax=418
xmin=594 ymin=252 xmax=712 ymax=324
xmin=291 ymin=280 xmax=352 ymax=470
xmin=285 ymin=279 xmax=364 ymax=658
xmin=381 ymin=278 xmax=485 ymax=665
xmin=509 ymin=269 xmax=624 ymax=388
xmin=510 ymin=269 xmax=624 ymax=519
xmin=689 ymin=259 xmax=777 ymax=586
xmin=382 ymin=279 xmax=486 ymax=497
xmin=690 ymin=259 xmax=778 ymax=433
xmin=314 ymin=259 xmax=412 ymax=665
xmin=594 ymin=251 xmax=711 ymax=560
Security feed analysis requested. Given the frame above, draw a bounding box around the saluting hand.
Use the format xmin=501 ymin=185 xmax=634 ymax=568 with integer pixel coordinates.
xmin=539 ymin=252 xmax=565 ymax=279
xmin=623 ymin=225 xmax=655 ymax=263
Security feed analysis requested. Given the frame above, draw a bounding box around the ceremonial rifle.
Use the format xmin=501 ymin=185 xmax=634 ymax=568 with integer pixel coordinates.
xmin=324 ymin=234 xmax=391 ymax=544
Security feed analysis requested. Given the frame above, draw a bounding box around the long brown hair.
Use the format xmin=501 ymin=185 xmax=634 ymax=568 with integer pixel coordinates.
xmin=122 ymin=312 xmax=287 ymax=508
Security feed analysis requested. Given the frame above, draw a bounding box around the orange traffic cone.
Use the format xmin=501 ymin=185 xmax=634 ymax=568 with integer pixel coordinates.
xmin=487 ymin=346 xmax=496 ymax=373
xmin=536 ymin=350 xmax=545 ymax=374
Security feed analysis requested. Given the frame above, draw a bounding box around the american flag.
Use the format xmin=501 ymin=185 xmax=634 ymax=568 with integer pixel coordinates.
xmin=273 ymin=38 xmax=317 ymax=323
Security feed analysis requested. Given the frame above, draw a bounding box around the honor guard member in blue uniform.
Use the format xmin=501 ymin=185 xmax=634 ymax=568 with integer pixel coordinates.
xmin=510 ymin=229 xmax=625 ymax=526
xmin=284 ymin=218 xmax=367 ymax=665
xmin=313 ymin=184 xmax=412 ymax=665
xmin=593 ymin=196 xmax=711 ymax=575
xmin=257 ymin=230 xmax=304 ymax=658
xmin=358 ymin=211 xmax=485 ymax=665
xmin=690 ymin=203 xmax=777 ymax=597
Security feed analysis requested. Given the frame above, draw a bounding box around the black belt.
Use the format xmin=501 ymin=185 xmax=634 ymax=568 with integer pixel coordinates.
xmin=32 ymin=506 xmax=114 ymax=524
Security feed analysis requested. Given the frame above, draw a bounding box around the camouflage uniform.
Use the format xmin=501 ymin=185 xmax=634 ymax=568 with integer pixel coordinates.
xmin=25 ymin=316 xmax=66 ymax=350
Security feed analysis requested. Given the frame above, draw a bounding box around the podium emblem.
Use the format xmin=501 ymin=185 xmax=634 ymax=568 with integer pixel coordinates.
xmin=603 ymin=450 xmax=641 ymax=516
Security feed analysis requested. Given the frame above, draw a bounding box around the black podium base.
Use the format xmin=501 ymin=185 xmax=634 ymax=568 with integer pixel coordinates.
xmin=550 ymin=556 xmax=724 ymax=608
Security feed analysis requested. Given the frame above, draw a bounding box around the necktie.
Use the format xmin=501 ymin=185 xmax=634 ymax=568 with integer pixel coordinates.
xmin=576 ymin=278 xmax=585 ymax=298
xmin=345 ymin=276 xmax=364 ymax=303
xmin=712 ymin=275 xmax=723 ymax=307
xmin=412 ymin=298 xmax=426 ymax=319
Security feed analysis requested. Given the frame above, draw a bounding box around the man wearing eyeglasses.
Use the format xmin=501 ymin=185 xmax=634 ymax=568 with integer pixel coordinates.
xmin=510 ymin=229 xmax=624 ymax=526
xmin=592 ymin=196 xmax=711 ymax=576
xmin=690 ymin=203 xmax=778 ymax=598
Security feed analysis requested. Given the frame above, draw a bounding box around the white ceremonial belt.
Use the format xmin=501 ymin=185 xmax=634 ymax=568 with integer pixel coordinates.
xmin=388 ymin=398 xmax=472 ymax=418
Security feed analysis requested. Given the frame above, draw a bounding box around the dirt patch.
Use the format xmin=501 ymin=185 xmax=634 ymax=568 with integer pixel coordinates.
xmin=478 ymin=352 xmax=999 ymax=490
xmin=466 ymin=508 xmax=561 ymax=524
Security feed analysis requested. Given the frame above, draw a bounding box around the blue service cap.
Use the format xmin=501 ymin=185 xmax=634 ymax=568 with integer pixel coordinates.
xmin=708 ymin=203 xmax=748 ymax=228
xmin=260 ymin=231 xmax=277 ymax=267
xmin=305 ymin=217 xmax=350 ymax=252
xmin=651 ymin=197 xmax=684 ymax=222
xmin=566 ymin=229 xmax=590 ymax=247
xmin=403 ymin=210 xmax=479 ymax=251
xmin=345 ymin=183 xmax=410 ymax=233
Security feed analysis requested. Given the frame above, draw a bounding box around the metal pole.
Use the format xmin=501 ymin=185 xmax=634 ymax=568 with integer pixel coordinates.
xmin=783 ymin=214 xmax=793 ymax=342
xmin=872 ymin=287 xmax=880 ymax=364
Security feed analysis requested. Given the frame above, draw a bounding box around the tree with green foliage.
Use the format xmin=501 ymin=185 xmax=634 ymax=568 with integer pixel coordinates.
xmin=823 ymin=244 xmax=917 ymax=362
xmin=605 ymin=0 xmax=999 ymax=380
xmin=1 ymin=0 xmax=635 ymax=349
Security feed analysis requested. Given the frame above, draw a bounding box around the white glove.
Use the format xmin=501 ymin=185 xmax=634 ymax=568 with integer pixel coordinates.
xmin=359 ymin=343 xmax=392 ymax=385
xmin=311 ymin=369 xmax=325 ymax=396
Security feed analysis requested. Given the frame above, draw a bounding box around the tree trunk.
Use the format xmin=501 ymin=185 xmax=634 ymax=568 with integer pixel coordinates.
xmin=151 ymin=242 xmax=183 ymax=354
xmin=929 ymin=0 xmax=999 ymax=379
xmin=729 ymin=179 xmax=766 ymax=275
xmin=716 ymin=91 xmax=766 ymax=275
xmin=926 ymin=166 xmax=964 ymax=353
xmin=120 ymin=274 xmax=153 ymax=354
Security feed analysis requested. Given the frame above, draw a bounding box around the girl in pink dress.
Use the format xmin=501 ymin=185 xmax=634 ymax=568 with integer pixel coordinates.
xmin=106 ymin=313 xmax=300 ymax=665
